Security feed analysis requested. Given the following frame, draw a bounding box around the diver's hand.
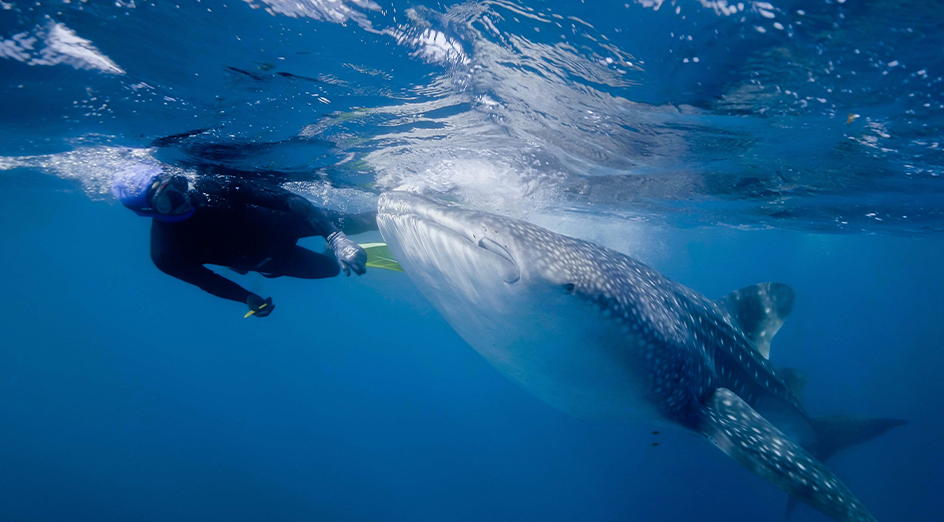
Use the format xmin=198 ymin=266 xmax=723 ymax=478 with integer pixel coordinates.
xmin=327 ymin=231 xmax=367 ymax=276
xmin=246 ymin=293 xmax=275 ymax=318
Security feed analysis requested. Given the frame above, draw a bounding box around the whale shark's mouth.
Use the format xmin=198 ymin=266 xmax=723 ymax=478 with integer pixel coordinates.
xmin=378 ymin=192 xmax=521 ymax=284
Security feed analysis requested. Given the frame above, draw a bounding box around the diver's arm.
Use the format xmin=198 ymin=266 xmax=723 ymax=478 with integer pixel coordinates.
xmin=285 ymin=195 xmax=368 ymax=275
xmin=285 ymin=194 xmax=341 ymax=237
xmin=153 ymin=259 xmax=252 ymax=304
xmin=195 ymin=177 xmax=368 ymax=275
xmin=243 ymin=187 xmax=367 ymax=275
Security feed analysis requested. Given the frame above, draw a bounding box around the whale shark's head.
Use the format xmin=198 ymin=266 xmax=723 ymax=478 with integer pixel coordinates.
xmin=377 ymin=192 xmax=576 ymax=302
xmin=377 ymin=192 xmax=664 ymax=419
xmin=376 ymin=192 xmax=675 ymax=320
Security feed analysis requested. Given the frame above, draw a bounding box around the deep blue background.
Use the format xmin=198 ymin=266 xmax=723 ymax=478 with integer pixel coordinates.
xmin=2 ymin=172 xmax=941 ymax=521
xmin=3 ymin=0 xmax=944 ymax=520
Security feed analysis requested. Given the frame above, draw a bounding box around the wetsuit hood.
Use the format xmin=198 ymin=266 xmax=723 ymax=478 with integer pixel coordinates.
xmin=111 ymin=163 xmax=194 ymax=223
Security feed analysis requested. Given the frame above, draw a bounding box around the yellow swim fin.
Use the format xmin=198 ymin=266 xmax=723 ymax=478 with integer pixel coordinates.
xmin=359 ymin=242 xmax=404 ymax=272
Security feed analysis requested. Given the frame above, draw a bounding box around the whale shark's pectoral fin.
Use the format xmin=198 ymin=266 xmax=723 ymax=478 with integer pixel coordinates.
xmin=716 ymin=283 xmax=794 ymax=358
xmin=698 ymin=388 xmax=875 ymax=522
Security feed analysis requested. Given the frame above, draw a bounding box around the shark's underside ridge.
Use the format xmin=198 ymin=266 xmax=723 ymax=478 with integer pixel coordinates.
xmin=377 ymin=192 xmax=904 ymax=522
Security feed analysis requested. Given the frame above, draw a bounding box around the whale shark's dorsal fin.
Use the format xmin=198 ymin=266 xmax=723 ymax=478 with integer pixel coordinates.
xmin=716 ymin=282 xmax=795 ymax=359
xmin=699 ymin=388 xmax=876 ymax=522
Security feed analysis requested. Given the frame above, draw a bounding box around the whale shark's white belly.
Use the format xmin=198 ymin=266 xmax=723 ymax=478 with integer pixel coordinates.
xmin=384 ymin=213 xmax=659 ymax=422
xmin=448 ymin=290 xmax=660 ymax=422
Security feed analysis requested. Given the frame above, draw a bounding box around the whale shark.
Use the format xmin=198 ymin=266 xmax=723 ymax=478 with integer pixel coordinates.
xmin=377 ymin=192 xmax=905 ymax=522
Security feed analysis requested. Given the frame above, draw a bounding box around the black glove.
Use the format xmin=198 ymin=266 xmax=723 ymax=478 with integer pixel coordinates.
xmin=246 ymin=293 xmax=274 ymax=318
xmin=327 ymin=231 xmax=367 ymax=276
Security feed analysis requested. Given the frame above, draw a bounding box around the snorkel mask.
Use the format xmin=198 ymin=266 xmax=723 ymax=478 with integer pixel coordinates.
xmin=150 ymin=175 xmax=193 ymax=218
xmin=112 ymin=164 xmax=194 ymax=223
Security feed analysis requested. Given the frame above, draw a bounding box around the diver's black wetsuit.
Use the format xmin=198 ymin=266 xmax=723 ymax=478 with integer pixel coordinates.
xmin=149 ymin=177 xmax=376 ymax=304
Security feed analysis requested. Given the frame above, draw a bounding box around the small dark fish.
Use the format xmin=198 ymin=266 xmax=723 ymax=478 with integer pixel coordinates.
xmin=150 ymin=128 xmax=212 ymax=148
xmin=225 ymin=66 xmax=267 ymax=81
xmin=651 ymin=443 xmax=659 ymax=447
xmin=277 ymin=71 xmax=322 ymax=83
xmin=652 ymin=431 xmax=659 ymax=435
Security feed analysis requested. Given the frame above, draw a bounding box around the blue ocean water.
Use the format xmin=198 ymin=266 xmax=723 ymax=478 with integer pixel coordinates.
xmin=1 ymin=1 xmax=943 ymax=521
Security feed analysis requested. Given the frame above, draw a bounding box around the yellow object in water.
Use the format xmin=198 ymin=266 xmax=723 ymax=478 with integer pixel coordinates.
xmin=359 ymin=242 xmax=404 ymax=272
xmin=244 ymin=302 xmax=267 ymax=318
xmin=242 ymin=244 xmax=401 ymax=318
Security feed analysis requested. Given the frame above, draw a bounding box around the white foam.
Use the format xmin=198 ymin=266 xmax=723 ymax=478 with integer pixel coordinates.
xmin=244 ymin=0 xmax=380 ymax=29
xmin=383 ymin=25 xmax=470 ymax=66
xmin=0 ymin=146 xmax=162 ymax=198
xmin=281 ymin=181 xmax=378 ymax=214
xmin=0 ymin=22 xmax=124 ymax=74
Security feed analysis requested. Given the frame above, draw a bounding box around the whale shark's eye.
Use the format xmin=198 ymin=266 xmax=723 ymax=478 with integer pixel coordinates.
xmin=562 ymin=283 xmax=576 ymax=294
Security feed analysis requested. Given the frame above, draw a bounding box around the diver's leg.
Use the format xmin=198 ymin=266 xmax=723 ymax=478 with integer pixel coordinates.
xmin=259 ymin=245 xmax=340 ymax=279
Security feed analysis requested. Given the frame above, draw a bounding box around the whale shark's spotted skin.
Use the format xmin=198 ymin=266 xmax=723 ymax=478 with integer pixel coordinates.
xmin=378 ymin=192 xmax=901 ymax=522
xmin=465 ymin=210 xmax=801 ymax=425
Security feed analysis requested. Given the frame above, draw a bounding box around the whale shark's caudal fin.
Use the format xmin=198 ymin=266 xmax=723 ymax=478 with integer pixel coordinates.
xmin=809 ymin=415 xmax=908 ymax=463
xmin=767 ymin=367 xmax=907 ymax=463
xmin=784 ymin=414 xmax=907 ymax=518
xmin=716 ymin=283 xmax=795 ymax=359
xmin=698 ymin=388 xmax=877 ymax=522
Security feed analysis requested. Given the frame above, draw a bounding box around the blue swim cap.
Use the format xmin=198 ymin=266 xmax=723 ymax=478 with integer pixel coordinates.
xmin=111 ymin=163 xmax=194 ymax=222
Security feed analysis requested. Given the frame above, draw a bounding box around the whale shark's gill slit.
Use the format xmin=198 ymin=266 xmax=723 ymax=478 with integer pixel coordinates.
xmin=477 ymin=237 xmax=520 ymax=284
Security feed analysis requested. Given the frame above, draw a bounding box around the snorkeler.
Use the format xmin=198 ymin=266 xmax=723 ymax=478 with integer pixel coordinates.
xmin=111 ymin=163 xmax=374 ymax=318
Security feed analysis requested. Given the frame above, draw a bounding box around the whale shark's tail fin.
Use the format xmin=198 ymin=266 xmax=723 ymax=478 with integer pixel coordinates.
xmin=782 ymin=414 xmax=907 ymax=518
xmin=809 ymin=415 xmax=908 ymax=463
xmin=699 ymin=388 xmax=877 ymax=522
xmin=775 ymin=367 xmax=906 ymax=519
